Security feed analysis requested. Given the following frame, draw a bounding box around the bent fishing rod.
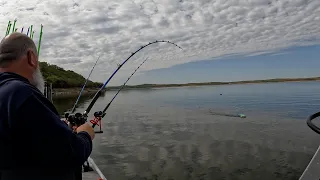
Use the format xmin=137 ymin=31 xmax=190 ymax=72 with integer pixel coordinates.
xmin=100 ymin=57 xmax=149 ymax=118
xmin=70 ymin=54 xmax=102 ymax=113
xmin=89 ymin=57 xmax=149 ymax=129
xmin=65 ymin=40 xmax=183 ymax=127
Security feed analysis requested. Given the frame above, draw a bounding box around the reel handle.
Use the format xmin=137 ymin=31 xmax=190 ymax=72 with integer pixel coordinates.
xmin=91 ymin=111 xmax=104 ymax=128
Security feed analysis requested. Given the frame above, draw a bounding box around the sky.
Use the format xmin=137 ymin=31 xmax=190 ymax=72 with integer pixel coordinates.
xmin=129 ymin=44 xmax=320 ymax=85
xmin=0 ymin=0 xmax=320 ymax=86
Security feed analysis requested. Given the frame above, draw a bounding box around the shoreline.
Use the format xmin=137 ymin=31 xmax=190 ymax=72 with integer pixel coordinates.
xmin=52 ymin=88 xmax=100 ymax=98
xmin=104 ymin=77 xmax=320 ymax=90
xmin=52 ymin=77 xmax=320 ymax=96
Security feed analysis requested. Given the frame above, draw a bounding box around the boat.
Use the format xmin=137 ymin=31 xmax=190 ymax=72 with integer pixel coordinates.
xmin=299 ymin=145 xmax=320 ymax=180
xmin=299 ymin=112 xmax=320 ymax=180
xmin=83 ymin=157 xmax=107 ymax=180
xmin=58 ymin=117 xmax=107 ymax=180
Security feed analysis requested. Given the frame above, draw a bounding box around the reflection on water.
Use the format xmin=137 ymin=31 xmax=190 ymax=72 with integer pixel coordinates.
xmin=89 ymin=106 xmax=318 ymax=180
xmin=53 ymin=97 xmax=87 ymax=115
xmin=53 ymin=91 xmax=108 ymax=115
xmin=53 ymin=82 xmax=320 ymax=180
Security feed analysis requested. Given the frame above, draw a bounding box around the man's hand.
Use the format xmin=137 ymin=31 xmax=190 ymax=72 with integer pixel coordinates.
xmin=76 ymin=123 xmax=95 ymax=140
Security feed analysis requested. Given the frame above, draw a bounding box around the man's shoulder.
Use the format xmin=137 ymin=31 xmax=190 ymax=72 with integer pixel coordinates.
xmin=0 ymin=79 xmax=40 ymax=111
xmin=0 ymin=79 xmax=34 ymax=97
xmin=0 ymin=78 xmax=60 ymax=118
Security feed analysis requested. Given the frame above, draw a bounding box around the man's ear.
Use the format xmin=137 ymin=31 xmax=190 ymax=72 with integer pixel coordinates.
xmin=26 ymin=49 xmax=37 ymax=68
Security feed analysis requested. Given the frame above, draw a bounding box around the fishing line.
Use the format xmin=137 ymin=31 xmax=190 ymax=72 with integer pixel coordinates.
xmin=70 ymin=54 xmax=103 ymax=113
xmin=71 ymin=54 xmax=129 ymax=111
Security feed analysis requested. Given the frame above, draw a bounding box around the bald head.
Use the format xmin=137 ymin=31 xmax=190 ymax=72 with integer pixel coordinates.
xmin=0 ymin=32 xmax=38 ymax=67
xmin=0 ymin=32 xmax=44 ymax=93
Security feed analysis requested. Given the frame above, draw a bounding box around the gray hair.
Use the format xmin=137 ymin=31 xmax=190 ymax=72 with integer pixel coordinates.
xmin=0 ymin=32 xmax=38 ymax=67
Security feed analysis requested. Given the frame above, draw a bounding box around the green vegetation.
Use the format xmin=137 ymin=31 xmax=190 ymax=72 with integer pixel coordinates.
xmin=39 ymin=61 xmax=102 ymax=88
xmin=106 ymin=77 xmax=320 ymax=90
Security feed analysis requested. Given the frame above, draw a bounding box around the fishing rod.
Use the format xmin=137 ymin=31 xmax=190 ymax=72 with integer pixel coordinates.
xmin=29 ymin=25 xmax=33 ymax=38
xmin=5 ymin=20 xmax=11 ymax=36
xmin=101 ymin=57 xmax=149 ymax=117
xmin=84 ymin=40 xmax=182 ymax=116
xmin=89 ymin=57 xmax=149 ymax=131
xmin=70 ymin=54 xmax=102 ymax=113
xmin=37 ymin=25 xmax=43 ymax=57
xmin=4 ymin=19 xmax=43 ymax=57
xmin=65 ymin=40 xmax=183 ymax=128
xmin=11 ymin=19 xmax=17 ymax=34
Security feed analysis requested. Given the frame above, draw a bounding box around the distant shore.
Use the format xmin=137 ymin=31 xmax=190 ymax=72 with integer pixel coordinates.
xmin=52 ymin=88 xmax=100 ymax=98
xmin=104 ymin=77 xmax=320 ymax=90
xmin=52 ymin=77 xmax=320 ymax=96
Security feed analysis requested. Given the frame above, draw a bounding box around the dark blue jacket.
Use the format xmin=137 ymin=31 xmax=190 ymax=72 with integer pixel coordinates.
xmin=0 ymin=72 xmax=92 ymax=180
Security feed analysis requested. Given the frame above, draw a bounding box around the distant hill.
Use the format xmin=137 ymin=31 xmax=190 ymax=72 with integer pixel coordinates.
xmin=39 ymin=61 xmax=102 ymax=88
xmin=105 ymin=77 xmax=320 ymax=90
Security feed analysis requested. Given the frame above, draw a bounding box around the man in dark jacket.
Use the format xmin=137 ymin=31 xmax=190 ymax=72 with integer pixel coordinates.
xmin=0 ymin=32 xmax=95 ymax=180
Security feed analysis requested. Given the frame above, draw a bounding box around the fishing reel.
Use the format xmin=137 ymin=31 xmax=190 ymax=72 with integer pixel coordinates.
xmin=64 ymin=111 xmax=105 ymax=133
xmin=90 ymin=111 xmax=103 ymax=127
xmin=64 ymin=112 xmax=88 ymax=127
xmin=89 ymin=111 xmax=104 ymax=133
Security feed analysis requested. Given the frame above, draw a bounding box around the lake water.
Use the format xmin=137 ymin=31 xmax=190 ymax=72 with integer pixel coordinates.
xmin=54 ymin=81 xmax=320 ymax=180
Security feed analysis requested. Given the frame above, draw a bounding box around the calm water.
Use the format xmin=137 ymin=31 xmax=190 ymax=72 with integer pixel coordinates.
xmin=54 ymin=82 xmax=320 ymax=180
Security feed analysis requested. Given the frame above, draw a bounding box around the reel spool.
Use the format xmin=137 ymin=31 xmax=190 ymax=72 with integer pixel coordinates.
xmin=65 ymin=112 xmax=88 ymax=127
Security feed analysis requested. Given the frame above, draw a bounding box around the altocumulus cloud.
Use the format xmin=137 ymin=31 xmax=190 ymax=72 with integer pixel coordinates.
xmin=0 ymin=0 xmax=320 ymax=83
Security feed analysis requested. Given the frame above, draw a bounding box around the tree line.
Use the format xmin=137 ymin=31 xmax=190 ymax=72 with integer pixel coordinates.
xmin=39 ymin=62 xmax=103 ymax=88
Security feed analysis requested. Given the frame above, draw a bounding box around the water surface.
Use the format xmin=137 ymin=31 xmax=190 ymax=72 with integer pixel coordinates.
xmin=54 ymin=82 xmax=320 ymax=180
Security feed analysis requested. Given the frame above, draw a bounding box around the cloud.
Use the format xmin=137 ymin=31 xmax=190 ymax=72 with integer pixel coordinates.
xmin=51 ymin=58 xmax=82 ymax=65
xmin=246 ymin=51 xmax=275 ymax=57
xmin=270 ymin=52 xmax=292 ymax=56
xmin=0 ymin=0 xmax=320 ymax=84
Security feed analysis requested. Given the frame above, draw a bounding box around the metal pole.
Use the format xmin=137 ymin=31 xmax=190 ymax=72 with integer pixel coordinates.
xmin=50 ymin=84 xmax=52 ymax=102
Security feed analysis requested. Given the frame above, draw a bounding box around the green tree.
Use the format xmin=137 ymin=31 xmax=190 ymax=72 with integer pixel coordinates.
xmin=39 ymin=61 xmax=103 ymax=88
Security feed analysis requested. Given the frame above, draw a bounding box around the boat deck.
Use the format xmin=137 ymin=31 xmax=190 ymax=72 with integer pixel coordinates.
xmin=299 ymin=145 xmax=320 ymax=180
xmin=83 ymin=171 xmax=102 ymax=180
xmin=82 ymin=157 xmax=107 ymax=180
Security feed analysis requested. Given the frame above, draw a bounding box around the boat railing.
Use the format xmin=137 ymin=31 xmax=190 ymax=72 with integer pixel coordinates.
xmin=44 ymin=81 xmax=53 ymax=103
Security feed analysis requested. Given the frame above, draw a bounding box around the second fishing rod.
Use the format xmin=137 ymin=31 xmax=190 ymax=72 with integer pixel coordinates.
xmin=89 ymin=57 xmax=149 ymax=128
